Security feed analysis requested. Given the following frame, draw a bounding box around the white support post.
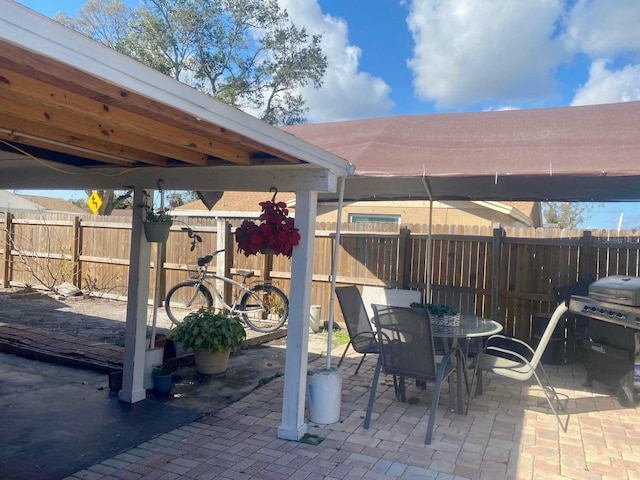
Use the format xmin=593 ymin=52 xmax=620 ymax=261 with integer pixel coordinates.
xmin=277 ymin=189 xmax=317 ymax=440
xmin=118 ymin=188 xmax=152 ymax=403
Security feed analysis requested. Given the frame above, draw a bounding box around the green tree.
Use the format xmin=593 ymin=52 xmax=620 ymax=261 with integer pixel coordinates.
xmin=59 ymin=0 xmax=327 ymax=126
xmin=542 ymin=202 xmax=599 ymax=229
xmin=54 ymin=0 xmax=132 ymax=50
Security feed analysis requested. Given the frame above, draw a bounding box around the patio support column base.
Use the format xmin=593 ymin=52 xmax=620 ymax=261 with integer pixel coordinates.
xmin=277 ymin=423 xmax=307 ymax=441
xmin=118 ymin=388 xmax=146 ymax=404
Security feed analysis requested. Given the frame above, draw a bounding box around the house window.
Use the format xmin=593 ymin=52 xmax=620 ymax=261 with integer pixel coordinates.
xmin=349 ymin=214 xmax=400 ymax=224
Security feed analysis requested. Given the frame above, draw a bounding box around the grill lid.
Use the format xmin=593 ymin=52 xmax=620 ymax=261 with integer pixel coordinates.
xmin=588 ymin=275 xmax=640 ymax=306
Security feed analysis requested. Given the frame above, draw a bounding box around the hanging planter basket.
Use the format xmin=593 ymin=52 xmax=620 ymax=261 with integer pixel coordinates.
xmin=235 ymin=189 xmax=300 ymax=258
xmin=144 ymin=221 xmax=172 ymax=243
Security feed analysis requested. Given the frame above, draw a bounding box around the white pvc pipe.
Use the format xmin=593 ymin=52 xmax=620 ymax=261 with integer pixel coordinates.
xmin=421 ymin=176 xmax=434 ymax=302
xmin=149 ymin=185 xmax=165 ymax=349
xmin=325 ymin=176 xmax=346 ymax=370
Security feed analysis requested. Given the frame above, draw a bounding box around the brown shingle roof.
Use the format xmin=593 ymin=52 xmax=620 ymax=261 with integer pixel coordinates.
xmin=177 ymin=191 xmax=296 ymax=212
xmin=20 ymin=195 xmax=87 ymax=214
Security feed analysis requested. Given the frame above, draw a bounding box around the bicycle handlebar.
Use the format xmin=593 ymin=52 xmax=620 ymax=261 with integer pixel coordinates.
xmin=197 ymin=249 xmax=225 ymax=266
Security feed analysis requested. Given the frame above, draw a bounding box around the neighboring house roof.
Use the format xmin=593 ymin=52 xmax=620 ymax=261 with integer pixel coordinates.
xmin=173 ymin=192 xmax=296 ymax=218
xmin=20 ymin=194 xmax=87 ymax=215
xmin=0 ymin=190 xmax=44 ymax=214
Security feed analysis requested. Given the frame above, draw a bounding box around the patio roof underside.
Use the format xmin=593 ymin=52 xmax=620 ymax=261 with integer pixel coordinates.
xmin=0 ymin=3 xmax=350 ymax=194
xmin=285 ymin=101 xmax=640 ymax=203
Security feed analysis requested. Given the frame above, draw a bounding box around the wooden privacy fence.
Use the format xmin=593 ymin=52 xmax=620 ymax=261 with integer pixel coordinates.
xmin=3 ymin=212 xmax=640 ymax=345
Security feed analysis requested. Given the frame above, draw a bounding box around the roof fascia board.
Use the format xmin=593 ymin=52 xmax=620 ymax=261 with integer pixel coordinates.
xmin=471 ymin=200 xmax=532 ymax=226
xmin=1 ymin=2 xmax=353 ymax=178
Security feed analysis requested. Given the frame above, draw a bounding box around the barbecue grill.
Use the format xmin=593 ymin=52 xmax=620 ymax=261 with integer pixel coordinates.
xmin=568 ymin=275 xmax=640 ymax=407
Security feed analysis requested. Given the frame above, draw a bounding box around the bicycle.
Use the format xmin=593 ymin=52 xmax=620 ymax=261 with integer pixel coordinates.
xmin=164 ymin=248 xmax=289 ymax=333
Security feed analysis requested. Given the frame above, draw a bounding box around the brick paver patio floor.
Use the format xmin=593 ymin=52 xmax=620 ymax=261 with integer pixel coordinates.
xmin=66 ymin=349 xmax=640 ymax=480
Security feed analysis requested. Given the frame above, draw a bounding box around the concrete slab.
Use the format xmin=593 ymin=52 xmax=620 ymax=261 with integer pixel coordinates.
xmin=0 ymin=353 xmax=201 ymax=480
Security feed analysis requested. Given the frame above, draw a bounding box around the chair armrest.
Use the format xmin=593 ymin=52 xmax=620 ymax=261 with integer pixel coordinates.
xmin=351 ymin=331 xmax=377 ymax=343
xmin=485 ymin=335 xmax=535 ymax=360
xmin=484 ymin=345 xmax=535 ymax=369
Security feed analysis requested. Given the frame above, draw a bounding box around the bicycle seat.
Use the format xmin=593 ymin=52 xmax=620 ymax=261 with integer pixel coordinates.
xmin=236 ymin=269 xmax=255 ymax=279
xmin=197 ymin=255 xmax=213 ymax=266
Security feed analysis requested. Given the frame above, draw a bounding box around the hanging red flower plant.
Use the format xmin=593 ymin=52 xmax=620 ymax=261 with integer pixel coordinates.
xmin=235 ymin=193 xmax=300 ymax=258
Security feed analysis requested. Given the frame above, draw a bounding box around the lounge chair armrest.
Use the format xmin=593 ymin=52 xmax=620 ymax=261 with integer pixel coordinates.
xmin=485 ymin=345 xmax=535 ymax=367
xmin=486 ymin=335 xmax=535 ymax=354
xmin=485 ymin=335 xmax=535 ymax=361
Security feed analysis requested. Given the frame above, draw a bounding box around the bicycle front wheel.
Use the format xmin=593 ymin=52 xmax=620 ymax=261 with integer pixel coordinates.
xmin=240 ymin=284 xmax=289 ymax=333
xmin=165 ymin=281 xmax=213 ymax=326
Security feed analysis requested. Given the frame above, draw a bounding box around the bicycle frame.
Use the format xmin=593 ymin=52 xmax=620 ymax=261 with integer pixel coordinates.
xmin=192 ymin=268 xmax=259 ymax=315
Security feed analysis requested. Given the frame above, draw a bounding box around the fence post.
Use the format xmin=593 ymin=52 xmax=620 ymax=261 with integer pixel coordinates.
xmin=579 ymin=230 xmax=594 ymax=280
xmin=398 ymin=226 xmax=412 ymax=289
xmin=2 ymin=213 xmax=12 ymax=288
xmin=72 ymin=215 xmax=82 ymax=288
xmin=490 ymin=227 xmax=504 ymax=320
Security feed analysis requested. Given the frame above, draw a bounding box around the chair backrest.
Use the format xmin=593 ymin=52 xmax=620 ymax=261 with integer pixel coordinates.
xmin=335 ymin=286 xmax=377 ymax=353
xmin=371 ymin=304 xmax=438 ymax=381
xmin=530 ymin=302 xmax=569 ymax=367
xmin=361 ymin=286 xmax=421 ymax=323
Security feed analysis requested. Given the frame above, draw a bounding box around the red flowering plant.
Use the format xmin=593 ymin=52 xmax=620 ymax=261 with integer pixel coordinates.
xmin=235 ymin=197 xmax=301 ymax=258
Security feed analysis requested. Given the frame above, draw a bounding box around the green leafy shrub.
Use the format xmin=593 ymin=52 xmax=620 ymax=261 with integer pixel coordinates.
xmin=410 ymin=302 xmax=458 ymax=317
xmin=169 ymin=308 xmax=246 ymax=352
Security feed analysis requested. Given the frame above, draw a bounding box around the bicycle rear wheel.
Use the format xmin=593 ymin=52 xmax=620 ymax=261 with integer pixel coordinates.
xmin=240 ymin=284 xmax=289 ymax=333
xmin=165 ymin=281 xmax=213 ymax=326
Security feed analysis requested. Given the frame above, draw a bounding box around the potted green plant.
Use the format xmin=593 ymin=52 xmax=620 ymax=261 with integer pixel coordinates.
xmin=143 ymin=206 xmax=173 ymax=243
xmin=152 ymin=364 xmax=173 ymax=393
xmin=169 ymin=308 xmax=247 ymax=375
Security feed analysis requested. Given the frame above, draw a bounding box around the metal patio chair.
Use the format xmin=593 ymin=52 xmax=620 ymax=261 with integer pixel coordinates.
xmin=335 ymin=286 xmax=380 ymax=375
xmin=364 ymin=304 xmax=457 ymax=445
xmin=466 ymin=302 xmax=569 ymax=431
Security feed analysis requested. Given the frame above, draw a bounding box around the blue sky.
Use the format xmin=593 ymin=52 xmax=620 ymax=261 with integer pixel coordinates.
xmin=13 ymin=0 xmax=640 ymax=229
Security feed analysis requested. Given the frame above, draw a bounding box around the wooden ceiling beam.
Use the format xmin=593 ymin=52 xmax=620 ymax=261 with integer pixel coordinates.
xmin=0 ymin=91 xmax=215 ymax=166
xmin=0 ymin=67 xmax=254 ymax=166
xmin=0 ymin=115 xmax=169 ymax=166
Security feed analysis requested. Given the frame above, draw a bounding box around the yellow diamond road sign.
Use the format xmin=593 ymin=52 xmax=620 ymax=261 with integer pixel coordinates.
xmin=87 ymin=191 xmax=102 ymax=214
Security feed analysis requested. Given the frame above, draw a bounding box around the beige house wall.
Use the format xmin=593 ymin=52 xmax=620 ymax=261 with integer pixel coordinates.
xmin=316 ymin=200 xmax=540 ymax=227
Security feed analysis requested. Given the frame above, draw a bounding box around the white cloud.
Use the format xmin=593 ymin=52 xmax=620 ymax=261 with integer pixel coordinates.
xmin=571 ymin=59 xmax=640 ymax=105
xmin=563 ymin=0 xmax=640 ymax=56
xmin=564 ymin=0 xmax=640 ymax=106
xmin=278 ymin=0 xmax=394 ymax=123
xmin=406 ymin=0 xmax=566 ymax=108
